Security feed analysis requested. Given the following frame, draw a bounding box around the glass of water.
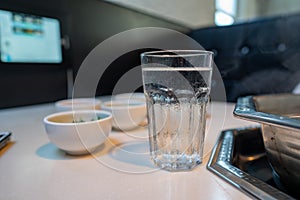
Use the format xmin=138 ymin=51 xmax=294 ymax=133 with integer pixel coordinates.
xmin=141 ymin=50 xmax=213 ymax=171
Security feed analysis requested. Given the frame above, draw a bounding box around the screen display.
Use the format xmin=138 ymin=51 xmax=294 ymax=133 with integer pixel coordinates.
xmin=0 ymin=10 xmax=62 ymax=63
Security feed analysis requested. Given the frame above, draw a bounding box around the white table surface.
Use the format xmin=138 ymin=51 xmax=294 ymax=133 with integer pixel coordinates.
xmin=0 ymin=100 xmax=257 ymax=200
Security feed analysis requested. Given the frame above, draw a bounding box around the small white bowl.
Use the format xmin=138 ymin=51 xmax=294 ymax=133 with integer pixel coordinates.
xmin=101 ymin=99 xmax=147 ymax=131
xmin=43 ymin=110 xmax=112 ymax=155
xmin=55 ymin=98 xmax=101 ymax=112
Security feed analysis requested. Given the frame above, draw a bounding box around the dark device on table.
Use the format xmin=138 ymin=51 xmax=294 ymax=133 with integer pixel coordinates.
xmin=0 ymin=132 xmax=12 ymax=150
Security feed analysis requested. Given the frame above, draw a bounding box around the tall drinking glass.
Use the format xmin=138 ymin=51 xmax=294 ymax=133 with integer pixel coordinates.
xmin=141 ymin=50 xmax=213 ymax=171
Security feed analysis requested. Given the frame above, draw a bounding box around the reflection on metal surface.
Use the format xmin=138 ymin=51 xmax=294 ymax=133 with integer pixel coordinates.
xmin=233 ymin=94 xmax=300 ymax=196
xmin=233 ymin=94 xmax=300 ymax=130
xmin=207 ymin=127 xmax=295 ymax=200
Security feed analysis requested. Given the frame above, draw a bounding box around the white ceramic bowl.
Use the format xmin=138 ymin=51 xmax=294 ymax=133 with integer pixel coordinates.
xmin=101 ymin=99 xmax=147 ymax=131
xmin=55 ymin=98 xmax=101 ymax=112
xmin=43 ymin=110 xmax=112 ymax=155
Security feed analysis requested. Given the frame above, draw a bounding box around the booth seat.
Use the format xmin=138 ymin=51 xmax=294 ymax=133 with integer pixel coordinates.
xmin=189 ymin=12 xmax=300 ymax=102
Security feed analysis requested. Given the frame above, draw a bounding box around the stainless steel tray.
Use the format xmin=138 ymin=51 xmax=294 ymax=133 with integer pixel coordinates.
xmin=233 ymin=94 xmax=300 ymax=129
xmin=207 ymin=127 xmax=295 ymax=200
xmin=233 ymin=94 xmax=300 ymax=196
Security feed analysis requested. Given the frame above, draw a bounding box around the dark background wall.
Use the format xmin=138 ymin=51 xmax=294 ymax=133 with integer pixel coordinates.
xmin=0 ymin=0 xmax=189 ymax=108
xmin=0 ymin=0 xmax=70 ymax=108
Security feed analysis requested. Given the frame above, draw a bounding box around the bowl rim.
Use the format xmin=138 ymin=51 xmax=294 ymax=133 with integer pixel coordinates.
xmin=113 ymin=92 xmax=145 ymax=99
xmin=44 ymin=110 xmax=112 ymax=125
xmin=101 ymin=99 xmax=146 ymax=110
xmin=55 ymin=98 xmax=102 ymax=108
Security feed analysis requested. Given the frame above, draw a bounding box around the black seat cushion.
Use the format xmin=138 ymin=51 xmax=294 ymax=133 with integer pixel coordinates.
xmin=189 ymin=13 xmax=300 ymax=102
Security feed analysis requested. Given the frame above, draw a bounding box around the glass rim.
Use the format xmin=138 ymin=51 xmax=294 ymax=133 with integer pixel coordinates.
xmin=141 ymin=50 xmax=214 ymax=58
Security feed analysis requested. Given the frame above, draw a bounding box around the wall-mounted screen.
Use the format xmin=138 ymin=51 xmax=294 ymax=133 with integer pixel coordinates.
xmin=0 ymin=9 xmax=62 ymax=63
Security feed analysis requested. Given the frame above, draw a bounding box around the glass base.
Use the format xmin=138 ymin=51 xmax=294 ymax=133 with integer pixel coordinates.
xmin=151 ymin=153 xmax=202 ymax=171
